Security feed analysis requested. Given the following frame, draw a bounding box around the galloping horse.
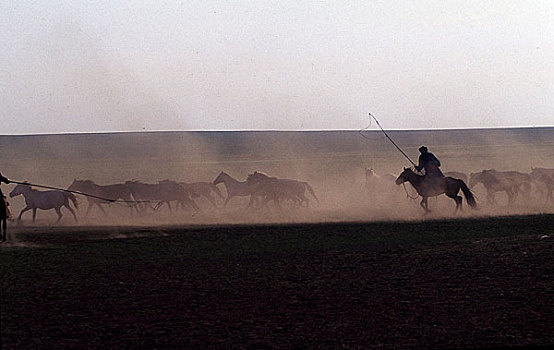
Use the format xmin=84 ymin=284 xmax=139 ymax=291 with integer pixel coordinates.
xmin=125 ymin=180 xmax=199 ymax=213
xmin=246 ymin=171 xmax=318 ymax=208
xmin=365 ymin=168 xmax=397 ymax=194
xmin=9 ymin=183 xmax=79 ymax=224
xmin=395 ymin=168 xmax=476 ymax=213
xmin=213 ymin=172 xmax=257 ymax=208
xmin=68 ymin=179 xmax=135 ymax=216
xmin=469 ymin=169 xmax=531 ymax=204
xmin=180 ymin=181 xmax=225 ymax=208
xmin=530 ymin=167 xmax=554 ymax=203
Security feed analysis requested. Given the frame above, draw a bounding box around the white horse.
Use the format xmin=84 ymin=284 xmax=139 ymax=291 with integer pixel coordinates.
xmin=9 ymin=183 xmax=79 ymax=224
xmin=365 ymin=168 xmax=397 ymax=194
xmin=213 ymin=172 xmax=257 ymax=208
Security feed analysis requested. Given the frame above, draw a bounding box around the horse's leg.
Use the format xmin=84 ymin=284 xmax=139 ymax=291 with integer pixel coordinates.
xmin=85 ymin=202 xmax=94 ymax=217
xmin=486 ymin=190 xmax=495 ymax=205
xmin=445 ymin=191 xmax=462 ymax=212
xmin=54 ymin=207 xmax=63 ymax=224
xmin=506 ymin=189 xmax=514 ymax=204
xmin=223 ymin=196 xmax=231 ymax=209
xmin=420 ymin=197 xmax=430 ymax=212
xmin=206 ymin=195 xmax=218 ymax=208
xmin=65 ymin=203 xmax=78 ymax=222
xmin=17 ymin=206 xmax=32 ymax=224
xmin=97 ymin=203 xmax=107 ymax=216
xmin=32 ymin=208 xmax=37 ymax=223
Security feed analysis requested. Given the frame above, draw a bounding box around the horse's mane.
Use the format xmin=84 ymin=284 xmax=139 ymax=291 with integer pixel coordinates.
xmin=125 ymin=180 xmax=142 ymax=185
xmin=252 ymin=171 xmax=277 ymax=180
xmin=78 ymin=179 xmax=96 ymax=185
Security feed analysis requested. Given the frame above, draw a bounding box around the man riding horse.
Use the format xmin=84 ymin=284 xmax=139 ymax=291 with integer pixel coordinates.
xmin=415 ymin=146 xmax=444 ymax=178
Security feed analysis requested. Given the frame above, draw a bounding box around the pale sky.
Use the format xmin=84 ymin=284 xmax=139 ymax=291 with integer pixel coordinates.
xmin=1 ymin=1 xmax=553 ymax=134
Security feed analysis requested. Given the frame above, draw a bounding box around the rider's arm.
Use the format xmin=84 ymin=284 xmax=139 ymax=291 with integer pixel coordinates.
xmin=0 ymin=173 xmax=10 ymax=184
xmin=415 ymin=156 xmax=424 ymax=171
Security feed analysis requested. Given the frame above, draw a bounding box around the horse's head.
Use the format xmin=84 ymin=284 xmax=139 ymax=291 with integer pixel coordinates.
xmin=67 ymin=179 xmax=82 ymax=191
xmin=395 ymin=168 xmax=412 ymax=185
xmin=9 ymin=183 xmax=31 ymax=198
xmin=365 ymin=168 xmax=375 ymax=177
xmin=213 ymin=171 xmax=227 ymax=185
xmin=468 ymin=171 xmax=485 ymax=188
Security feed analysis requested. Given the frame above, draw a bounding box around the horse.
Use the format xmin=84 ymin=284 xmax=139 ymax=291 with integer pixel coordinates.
xmin=246 ymin=171 xmax=318 ymax=209
xmin=469 ymin=170 xmax=530 ymax=205
xmin=365 ymin=168 xmax=397 ymax=193
xmin=67 ymin=179 xmax=135 ymax=216
xmin=9 ymin=183 xmax=78 ymax=224
xmin=530 ymin=167 xmax=554 ymax=203
xmin=179 ymin=181 xmax=225 ymax=208
xmin=213 ymin=172 xmax=258 ymax=209
xmin=395 ymin=168 xmax=476 ymax=213
xmin=125 ymin=180 xmax=200 ymax=213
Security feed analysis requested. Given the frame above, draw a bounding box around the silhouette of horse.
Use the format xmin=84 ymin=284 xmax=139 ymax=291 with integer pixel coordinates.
xmin=246 ymin=171 xmax=318 ymax=209
xmin=395 ymin=168 xmax=476 ymax=213
xmin=213 ymin=172 xmax=258 ymax=209
xmin=67 ymin=179 xmax=135 ymax=216
xmin=469 ymin=169 xmax=531 ymax=204
xmin=9 ymin=183 xmax=78 ymax=224
xmin=530 ymin=167 xmax=554 ymax=203
xmin=180 ymin=181 xmax=225 ymax=208
xmin=125 ymin=180 xmax=199 ymax=213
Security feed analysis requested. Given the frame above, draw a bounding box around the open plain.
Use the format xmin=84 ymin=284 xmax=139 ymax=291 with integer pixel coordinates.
xmin=1 ymin=128 xmax=554 ymax=348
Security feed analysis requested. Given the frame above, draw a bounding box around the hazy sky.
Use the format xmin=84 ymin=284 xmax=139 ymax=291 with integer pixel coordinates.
xmin=1 ymin=1 xmax=553 ymax=134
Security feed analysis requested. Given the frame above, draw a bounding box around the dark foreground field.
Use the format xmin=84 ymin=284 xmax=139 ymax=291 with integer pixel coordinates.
xmin=1 ymin=215 xmax=554 ymax=349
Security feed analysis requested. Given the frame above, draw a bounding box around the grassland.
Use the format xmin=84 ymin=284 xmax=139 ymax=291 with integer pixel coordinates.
xmin=2 ymin=214 xmax=553 ymax=348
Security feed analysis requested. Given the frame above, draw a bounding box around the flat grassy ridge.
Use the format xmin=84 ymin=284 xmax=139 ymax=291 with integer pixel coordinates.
xmin=1 ymin=214 xmax=553 ymax=349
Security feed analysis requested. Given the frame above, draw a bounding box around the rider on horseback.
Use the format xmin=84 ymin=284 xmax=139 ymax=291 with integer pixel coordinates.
xmin=415 ymin=146 xmax=444 ymax=178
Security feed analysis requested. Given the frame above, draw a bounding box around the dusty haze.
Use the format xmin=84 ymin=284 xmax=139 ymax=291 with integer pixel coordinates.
xmin=1 ymin=128 xmax=553 ymax=226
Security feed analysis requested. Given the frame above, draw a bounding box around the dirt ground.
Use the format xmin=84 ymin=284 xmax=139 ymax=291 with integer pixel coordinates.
xmin=1 ymin=215 xmax=553 ymax=349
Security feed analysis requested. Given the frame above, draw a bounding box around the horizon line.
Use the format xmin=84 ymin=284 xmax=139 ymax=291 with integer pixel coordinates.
xmin=1 ymin=125 xmax=553 ymax=137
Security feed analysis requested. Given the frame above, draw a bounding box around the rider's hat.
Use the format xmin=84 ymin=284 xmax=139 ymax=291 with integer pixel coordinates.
xmin=418 ymin=145 xmax=428 ymax=153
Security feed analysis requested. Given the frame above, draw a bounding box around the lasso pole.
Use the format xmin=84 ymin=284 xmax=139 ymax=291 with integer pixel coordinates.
xmin=366 ymin=113 xmax=418 ymax=169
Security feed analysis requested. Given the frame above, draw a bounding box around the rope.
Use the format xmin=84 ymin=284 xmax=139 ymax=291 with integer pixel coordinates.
xmin=402 ymin=182 xmax=419 ymax=200
xmin=8 ymin=180 xmax=157 ymax=207
xmin=359 ymin=112 xmax=423 ymax=200
xmin=362 ymin=113 xmax=420 ymax=169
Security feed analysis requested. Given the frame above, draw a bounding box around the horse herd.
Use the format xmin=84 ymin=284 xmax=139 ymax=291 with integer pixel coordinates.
xmin=1 ymin=171 xmax=319 ymax=228
xmin=1 ymin=166 xmax=553 ymax=240
xmin=366 ymin=167 xmax=554 ymax=212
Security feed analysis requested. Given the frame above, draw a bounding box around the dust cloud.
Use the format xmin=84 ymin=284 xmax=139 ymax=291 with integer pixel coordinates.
xmin=1 ymin=128 xmax=553 ymax=230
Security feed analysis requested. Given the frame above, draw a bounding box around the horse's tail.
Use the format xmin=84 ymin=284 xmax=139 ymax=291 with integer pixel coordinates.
xmin=64 ymin=192 xmax=79 ymax=210
xmin=459 ymin=180 xmax=477 ymax=208
xmin=304 ymin=182 xmax=319 ymax=203
xmin=211 ymin=183 xmax=225 ymax=200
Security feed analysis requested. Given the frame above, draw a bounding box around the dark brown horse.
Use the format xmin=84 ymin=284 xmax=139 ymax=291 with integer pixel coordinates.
xmin=68 ymin=179 xmax=135 ymax=216
xmin=396 ymin=168 xmax=476 ymax=213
